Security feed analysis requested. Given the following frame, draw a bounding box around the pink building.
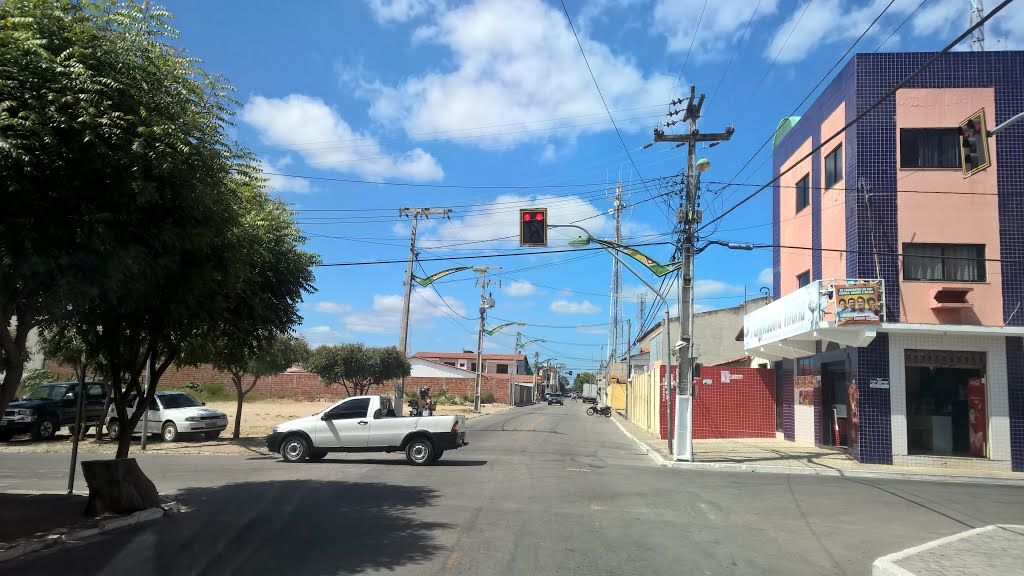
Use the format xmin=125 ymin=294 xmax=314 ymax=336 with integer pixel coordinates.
xmin=744 ymin=51 xmax=1024 ymax=472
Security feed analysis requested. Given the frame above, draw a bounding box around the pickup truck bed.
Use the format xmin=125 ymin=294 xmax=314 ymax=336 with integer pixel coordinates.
xmin=266 ymin=395 xmax=467 ymax=465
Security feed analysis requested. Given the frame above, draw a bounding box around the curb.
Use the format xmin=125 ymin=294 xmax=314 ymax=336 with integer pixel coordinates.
xmin=669 ymin=460 xmax=1024 ymax=486
xmin=870 ymin=524 xmax=1024 ymax=576
xmin=609 ymin=416 xmax=669 ymax=467
xmin=0 ymin=506 xmax=167 ymax=564
xmin=607 ymin=415 xmax=1024 ymax=487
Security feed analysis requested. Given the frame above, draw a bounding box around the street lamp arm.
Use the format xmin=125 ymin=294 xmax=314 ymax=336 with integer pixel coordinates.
xmin=695 ymin=239 xmax=754 ymax=255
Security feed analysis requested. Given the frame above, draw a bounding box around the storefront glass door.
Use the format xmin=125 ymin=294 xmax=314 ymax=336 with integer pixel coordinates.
xmin=905 ymin=350 xmax=986 ymax=458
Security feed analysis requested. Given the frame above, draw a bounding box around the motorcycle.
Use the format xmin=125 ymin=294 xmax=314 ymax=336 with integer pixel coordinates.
xmin=586 ymin=405 xmax=612 ymax=417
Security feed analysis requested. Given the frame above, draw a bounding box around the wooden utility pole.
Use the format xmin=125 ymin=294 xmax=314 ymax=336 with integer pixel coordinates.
xmin=397 ymin=208 xmax=450 ymax=415
xmin=652 ymin=85 xmax=734 ymax=461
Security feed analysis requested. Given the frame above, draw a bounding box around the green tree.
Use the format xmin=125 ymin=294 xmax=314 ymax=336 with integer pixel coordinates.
xmin=0 ymin=1 xmax=317 ymax=461
xmin=573 ymin=371 xmax=597 ymax=395
xmin=306 ymin=344 xmax=411 ymax=398
xmin=185 ymin=334 xmax=309 ymax=440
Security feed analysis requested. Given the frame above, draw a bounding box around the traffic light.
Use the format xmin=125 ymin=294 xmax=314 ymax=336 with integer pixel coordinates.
xmin=519 ymin=208 xmax=547 ymax=247
xmin=960 ymin=108 xmax=991 ymax=178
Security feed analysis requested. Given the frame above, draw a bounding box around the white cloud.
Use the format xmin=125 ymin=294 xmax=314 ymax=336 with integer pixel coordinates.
xmin=362 ymin=0 xmax=675 ymax=148
xmin=762 ymin=0 xmax=1019 ymax=64
xmin=342 ymin=289 xmax=467 ymax=334
xmin=693 ymin=279 xmax=744 ymax=298
xmin=365 ymin=0 xmax=445 ymax=23
xmin=654 ymin=0 xmax=779 ymax=60
xmin=302 ymin=325 xmax=346 ymax=346
xmin=260 ymin=156 xmax=312 ymax=194
xmin=419 ymin=192 xmax=614 ymax=250
xmin=550 ymin=299 xmax=600 ymax=314
xmin=309 ymin=301 xmax=353 ymax=314
xmin=757 ymin=267 xmax=773 ymax=286
xmin=504 ymin=281 xmax=537 ymax=297
xmin=576 ymin=324 xmax=608 ymax=335
xmin=241 ymin=94 xmax=443 ymax=182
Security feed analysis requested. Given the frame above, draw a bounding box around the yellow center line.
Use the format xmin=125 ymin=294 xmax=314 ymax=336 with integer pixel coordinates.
xmin=445 ymin=536 xmax=466 ymax=571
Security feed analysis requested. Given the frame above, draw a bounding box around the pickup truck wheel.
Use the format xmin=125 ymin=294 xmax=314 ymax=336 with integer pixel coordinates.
xmin=161 ymin=422 xmax=178 ymax=442
xmin=107 ymin=419 xmax=120 ymax=440
xmin=405 ymin=438 xmax=434 ymax=466
xmin=30 ymin=416 xmax=59 ymax=441
xmin=281 ymin=436 xmax=309 ymax=463
xmin=308 ymin=450 xmax=328 ymax=461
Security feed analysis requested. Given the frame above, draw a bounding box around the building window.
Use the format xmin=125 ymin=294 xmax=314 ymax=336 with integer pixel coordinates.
xmin=496 ymin=364 xmax=509 ymax=374
xmin=470 ymin=363 xmax=477 ymax=372
xmin=796 ymin=174 xmax=810 ymax=212
xmin=903 ymin=244 xmax=986 ymax=282
xmin=797 ymin=271 xmax=811 ymax=288
xmin=825 ymin=144 xmax=843 ymax=188
xmin=443 ymin=361 xmax=456 ymax=367
xmin=900 ymin=128 xmax=961 ymax=169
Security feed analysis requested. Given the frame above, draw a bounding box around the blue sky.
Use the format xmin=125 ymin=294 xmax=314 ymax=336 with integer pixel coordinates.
xmin=163 ymin=0 xmax=1022 ymax=374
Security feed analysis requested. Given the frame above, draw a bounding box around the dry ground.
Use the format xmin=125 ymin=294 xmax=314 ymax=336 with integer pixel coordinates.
xmin=0 ymin=399 xmax=512 ymax=456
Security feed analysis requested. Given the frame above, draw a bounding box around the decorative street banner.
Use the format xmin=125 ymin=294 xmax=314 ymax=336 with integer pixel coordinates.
xmin=412 ymin=266 xmax=473 ymax=287
xmin=968 ymin=377 xmax=987 ymax=457
xmin=832 ymin=282 xmax=883 ymax=325
xmin=589 ymin=238 xmax=681 ymax=277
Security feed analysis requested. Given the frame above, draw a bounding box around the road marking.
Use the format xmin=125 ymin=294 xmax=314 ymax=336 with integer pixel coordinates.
xmin=566 ymin=468 xmax=593 ymax=472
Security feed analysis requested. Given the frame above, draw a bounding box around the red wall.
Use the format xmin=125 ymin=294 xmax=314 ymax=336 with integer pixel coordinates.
xmin=658 ymin=365 xmax=776 ymax=440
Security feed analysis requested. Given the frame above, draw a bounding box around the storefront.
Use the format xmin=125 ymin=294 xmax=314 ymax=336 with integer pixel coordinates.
xmin=744 ymin=279 xmax=1023 ymax=471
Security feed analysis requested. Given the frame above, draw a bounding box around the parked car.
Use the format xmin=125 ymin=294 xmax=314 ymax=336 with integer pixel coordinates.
xmin=266 ymin=395 xmax=468 ymax=465
xmin=1 ymin=381 xmax=109 ymax=441
xmin=581 ymin=396 xmax=598 ymax=404
xmin=106 ymin=391 xmax=228 ymax=442
xmin=547 ymin=393 xmax=564 ymax=406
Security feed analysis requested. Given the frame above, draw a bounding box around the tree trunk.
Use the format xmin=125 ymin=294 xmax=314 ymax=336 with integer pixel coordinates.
xmin=81 ymin=458 xmax=160 ymax=516
xmin=94 ymin=388 xmax=113 ymax=442
xmin=0 ymin=315 xmax=31 ymax=417
xmin=232 ymin=374 xmax=244 ymax=440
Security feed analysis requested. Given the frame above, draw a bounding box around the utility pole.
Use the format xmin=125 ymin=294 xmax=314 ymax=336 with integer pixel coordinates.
xmin=533 ymin=351 xmax=540 ymax=402
xmin=510 ymin=332 xmax=522 ymax=407
xmin=653 ymin=85 xmax=734 ymax=461
xmin=625 ymin=318 xmax=631 ymax=421
xmin=970 ymin=0 xmax=985 ymax=51
xmin=397 ymin=207 xmax=451 ymax=415
xmin=609 ymin=182 xmax=625 ymax=368
xmin=473 ymin=267 xmax=501 ymax=412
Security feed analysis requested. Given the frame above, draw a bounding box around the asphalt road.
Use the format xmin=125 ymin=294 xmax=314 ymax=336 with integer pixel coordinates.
xmin=3 ymin=403 xmax=1024 ymax=575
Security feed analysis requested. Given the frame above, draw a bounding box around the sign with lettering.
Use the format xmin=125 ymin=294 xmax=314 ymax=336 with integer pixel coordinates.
xmin=869 ymin=378 xmax=889 ymax=389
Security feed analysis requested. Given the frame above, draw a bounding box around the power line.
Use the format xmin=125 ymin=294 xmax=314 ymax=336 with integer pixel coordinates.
xmin=876 ymin=0 xmax=928 ymax=52
xmin=745 ymin=242 xmax=1024 ymax=265
xmin=708 ymin=0 xmax=762 ymax=103
xmin=266 ymin=171 xmax=676 ymax=190
xmin=700 ymin=0 xmax=1015 ymax=234
xmin=670 ymin=0 xmax=709 ymax=102
xmin=558 ymin=0 xmax=669 ymax=223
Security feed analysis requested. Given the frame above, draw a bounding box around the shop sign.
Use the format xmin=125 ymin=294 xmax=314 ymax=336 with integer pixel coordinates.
xmin=744 ymin=282 xmax=822 ymax=348
xmin=869 ymin=378 xmax=889 ymax=389
xmin=794 ymin=375 xmax=819 ymax=406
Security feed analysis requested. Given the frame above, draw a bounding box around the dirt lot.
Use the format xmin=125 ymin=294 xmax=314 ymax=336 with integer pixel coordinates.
xmin=0 ymin=399 xmax=511 ymax=456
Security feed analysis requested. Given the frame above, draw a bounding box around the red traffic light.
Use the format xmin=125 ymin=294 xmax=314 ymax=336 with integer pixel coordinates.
xmin=523 ymin=213 xmax=532 ymax=221
xmin=536 ymin=212 xmax=544 ymax=221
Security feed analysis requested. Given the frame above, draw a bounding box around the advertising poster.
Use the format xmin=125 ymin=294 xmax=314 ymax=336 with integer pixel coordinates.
xmin=794 ymin=375 xmax=818 ymax=406
xmin=968 ymin=377 xmax=987 ymax=457
xmin=834 ymin=283 xmax=882 ymax=325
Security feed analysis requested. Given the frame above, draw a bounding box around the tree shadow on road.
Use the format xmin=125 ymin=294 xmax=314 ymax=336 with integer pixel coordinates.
xmin=6 ymin=480 xmax=452 ymax=575
xmin=0 ymin=493 xmax=90 ymax=542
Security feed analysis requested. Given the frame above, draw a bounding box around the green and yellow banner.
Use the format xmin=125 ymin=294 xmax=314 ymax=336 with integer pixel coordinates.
xmin=412 ymin=266 xmax=473 ymax=287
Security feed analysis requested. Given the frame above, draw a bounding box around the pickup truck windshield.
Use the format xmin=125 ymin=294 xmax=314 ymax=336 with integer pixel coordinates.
xmin=159 ymin=394 xmax=203 ymax=409
xmin=24 ymin=384 xmax=71 ymax=401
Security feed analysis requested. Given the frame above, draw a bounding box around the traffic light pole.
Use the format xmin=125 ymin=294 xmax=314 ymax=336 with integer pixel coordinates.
xmin=397 ymin=208 xmax=450 ymax=415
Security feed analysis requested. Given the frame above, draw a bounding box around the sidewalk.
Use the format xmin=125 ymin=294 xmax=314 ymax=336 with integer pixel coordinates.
xmin=873 ymin=524 xmax=1024 ymax=576
xmin=610 ymin=411 xmax=1024 ymax=485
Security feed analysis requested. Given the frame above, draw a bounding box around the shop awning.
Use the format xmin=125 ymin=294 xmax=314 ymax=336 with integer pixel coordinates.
xmin=744 ymin=279 xmax=884 ymax=360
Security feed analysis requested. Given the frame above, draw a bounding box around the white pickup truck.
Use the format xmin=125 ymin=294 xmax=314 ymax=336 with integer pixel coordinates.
xmin=266 ymin=395 xmax=468 ymax=465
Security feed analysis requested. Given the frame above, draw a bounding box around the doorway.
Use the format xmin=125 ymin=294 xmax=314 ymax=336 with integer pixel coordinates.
xmin=820 ymin=363 xmax=847 ymax=446
xmin=905 ymin=350 xmax=986 ymax=457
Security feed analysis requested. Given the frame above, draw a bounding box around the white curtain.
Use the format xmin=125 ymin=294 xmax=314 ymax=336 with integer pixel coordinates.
xmin=945 ymin=245 xmax=983 ymax=282
xmin=904 ymin=244 xmax=942 ymax=280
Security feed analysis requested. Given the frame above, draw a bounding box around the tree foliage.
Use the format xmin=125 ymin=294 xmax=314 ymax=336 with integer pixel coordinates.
xmin=0 ymin=0 xmax=317 ymax=458
xmin=306 ymin=344 xmax=411 ymax=398
xmin=572 ymin=372 xmax=596 ymax=394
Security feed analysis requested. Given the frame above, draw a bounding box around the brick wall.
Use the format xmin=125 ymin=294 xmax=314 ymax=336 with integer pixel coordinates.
xmin=404 ymin=375 xmax=530 ymax=405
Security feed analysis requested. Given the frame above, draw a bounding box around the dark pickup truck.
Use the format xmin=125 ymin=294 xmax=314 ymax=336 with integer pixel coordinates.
xmin=0 ymin=381 xmax=109 ymax=441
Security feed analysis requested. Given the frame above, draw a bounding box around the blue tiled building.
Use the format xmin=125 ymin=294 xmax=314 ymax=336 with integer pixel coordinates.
xmin=744 ymin=51 xmax=1024 ymax=472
